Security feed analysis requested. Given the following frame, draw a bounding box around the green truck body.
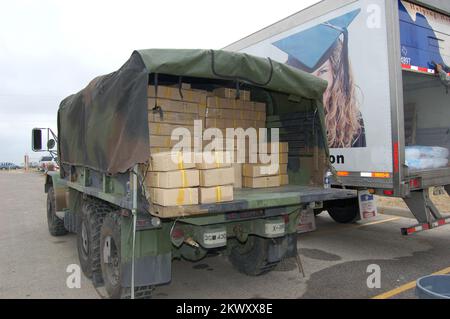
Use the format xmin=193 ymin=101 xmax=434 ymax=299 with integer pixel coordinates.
xmin=36 ymin=49 xmax=356 ymax=298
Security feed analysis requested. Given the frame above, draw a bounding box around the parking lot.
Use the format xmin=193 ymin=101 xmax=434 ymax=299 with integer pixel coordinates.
xmin=1 ymin=170 xmax=450 ymax=299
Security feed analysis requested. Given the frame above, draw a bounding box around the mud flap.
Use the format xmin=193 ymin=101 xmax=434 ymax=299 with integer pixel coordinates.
xmin=267 ymin=235 xmax=297 ymax=263
xmin=121 ymin=252 xmax=172 ymax=287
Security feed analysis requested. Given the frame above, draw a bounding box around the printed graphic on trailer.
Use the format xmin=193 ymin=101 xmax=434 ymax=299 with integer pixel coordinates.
xmin=240 ymin=0 xmax=393 ymax=173
xmin=399 ymin=0 xmax=450 ymax=73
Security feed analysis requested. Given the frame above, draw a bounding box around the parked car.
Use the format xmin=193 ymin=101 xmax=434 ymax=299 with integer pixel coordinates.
xmin=0 ymin=162 xmax=19 ymax=170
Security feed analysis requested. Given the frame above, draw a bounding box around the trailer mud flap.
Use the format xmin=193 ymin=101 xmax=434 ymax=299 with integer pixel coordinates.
xmin=121 ymin=252 xmax=172 ymax=287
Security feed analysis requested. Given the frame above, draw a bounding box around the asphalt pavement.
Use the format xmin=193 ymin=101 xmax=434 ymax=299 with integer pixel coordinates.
xmin=1 ymin=170 xmax=449 ymax=299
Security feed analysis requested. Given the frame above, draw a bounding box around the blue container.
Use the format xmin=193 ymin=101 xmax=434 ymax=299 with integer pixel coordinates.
xmin=416 ymin=275 xmax=450 ymax=299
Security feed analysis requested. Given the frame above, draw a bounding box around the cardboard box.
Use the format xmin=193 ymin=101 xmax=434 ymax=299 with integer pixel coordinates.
xmin=148 ymin=98 xmax=206 ymax=117
xmin=213 ymin=88 xmax=251 ymax=101
xmin=199 ymin=185 xmax=234 ymax=204
xmin=169 ymin=83 xmax=191 ymax=90
xmin=149 ymin=152 xmax=196 ymax=172
xmin=146 ymin=169 xmax=199 ymax=189
xmin=233 ymin=163 xmax=243 ymax=189
xmin=148 ymin=111 xmax=201 ymax=126
xmin=149 ymin=123 xmax=194 ymax=136
xmin=245 ymin=152 xmax=288 ymax=164
xmin=243 ymin=164 xmax=287 ymax=177
xmin=280 ymin=174 xmax=289 ymax=186
xmin=150 ymin=135 xmax=201 ymax=148
xmin=199 ymin=167 xmax=235 ymax=187
xmin=148 ymin=86 xmax=207 ymax=105
xmin=243 ymin=176 xmax=281 ymax=188
xmin=149 ymin=187 xmax=198 ymax=206
xmin=253 ymin=102 xmax=266 ymax=112
xmin=195 ymin=151 xmax=233 ymax=170
xmin=205 ymin=108 xmax=235 ymax=120
xmin=206 ymin=96 xmax=233 ymax=109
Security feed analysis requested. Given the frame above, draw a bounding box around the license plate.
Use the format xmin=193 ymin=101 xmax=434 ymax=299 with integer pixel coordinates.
xmin=203 ymin=230 xmax=227 ymax=247
xmin=265 ymin=222 xmax=285 ymax=236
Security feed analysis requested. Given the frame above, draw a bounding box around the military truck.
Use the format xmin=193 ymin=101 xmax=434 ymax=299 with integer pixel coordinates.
xmin=32 ymin=49 xmax=356 ymax=299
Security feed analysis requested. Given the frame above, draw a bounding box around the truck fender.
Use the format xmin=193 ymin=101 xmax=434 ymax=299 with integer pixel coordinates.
xmin=45 ymin=171 xmax=68 ymax=212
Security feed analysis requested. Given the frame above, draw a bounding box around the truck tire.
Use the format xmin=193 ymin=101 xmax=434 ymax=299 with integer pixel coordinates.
xmin=100 ymin=214 xmax=153 ymax=299
xmin=326 ymin=198 xmax=360 ymax=224
xmin=76 ymin=198 xmax=113 ymax=279
xmin=228 ymin=236 xmax=282 ymax=276
xmin=46 ymin=187 xmax=68 ymax=236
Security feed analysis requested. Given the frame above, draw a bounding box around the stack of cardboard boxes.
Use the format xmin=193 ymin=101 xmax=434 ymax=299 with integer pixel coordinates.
xmin=242 ymin=142 xmax=289 ymax=189
xmin=197 ymin=151 xmax=234 ymax=204
xmin=205 ymin=88 xmax=266 ymax=132
xmin=148 ymin=84 xmax=207 ymax=154
xmin=145 ymin=84 xmax=290 ymax=208
xmin=146 ymin=152 xmax=199 ymax=206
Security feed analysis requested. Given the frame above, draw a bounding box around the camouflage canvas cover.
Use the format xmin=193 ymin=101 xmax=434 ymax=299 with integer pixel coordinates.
xmin=58 ymin=49 xmax=328 ymax=175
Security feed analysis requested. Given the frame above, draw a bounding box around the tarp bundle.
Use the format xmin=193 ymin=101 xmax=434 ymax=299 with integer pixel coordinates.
xmin=58 ymin=49 xmax=328 ymax=175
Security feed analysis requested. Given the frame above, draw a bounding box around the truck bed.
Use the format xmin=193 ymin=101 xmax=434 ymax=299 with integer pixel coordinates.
xmin=151 ymin=186 xmax=357 ymax=218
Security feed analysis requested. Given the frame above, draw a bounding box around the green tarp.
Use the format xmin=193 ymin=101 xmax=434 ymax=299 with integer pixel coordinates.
xmin=58 ymin=49 xmax=328 ymax=175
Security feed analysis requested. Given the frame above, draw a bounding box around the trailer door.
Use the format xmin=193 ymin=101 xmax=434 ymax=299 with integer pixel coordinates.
xmin=399 ymin=0 xmax=450 ymax=189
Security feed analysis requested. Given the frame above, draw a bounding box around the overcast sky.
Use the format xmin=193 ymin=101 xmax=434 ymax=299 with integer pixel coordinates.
xmin=0 ymin=0 xmax=320 ymax=164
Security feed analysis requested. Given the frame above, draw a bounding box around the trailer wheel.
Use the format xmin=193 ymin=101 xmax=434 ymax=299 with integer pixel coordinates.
xmin=100 ymin=214 xmax=153 ymax=299
xmin=228 ymin=236 xmax=282 ymax=276
xmin=327 ymin=198 xmax=360 ymax=224
xmin=76 ymin=198 xmax=112 ymax=279
xmin=46 ymin=187 xmax=68 ymax=236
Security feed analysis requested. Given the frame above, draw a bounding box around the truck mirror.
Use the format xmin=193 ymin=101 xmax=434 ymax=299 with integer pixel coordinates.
xmin=32 ymin=129 xmax=43 ymax=151
xmin=47 ymin=139 xmax=56 ymax=150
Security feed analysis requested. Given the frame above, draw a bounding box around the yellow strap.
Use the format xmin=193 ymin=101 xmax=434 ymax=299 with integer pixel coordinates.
xmin=176 ymin=189 xmax=185 ymax=206
xmin=181 ymin=170 xmax=187 ymax=188
xmin=215 ymin=152 xmax=220 ymax=169
xmin=216 ymin=186 xmax=222 ymax=202
xmin=188 ymin=189 xmax=193 ymax=205
xmin=155 ymin=123 xmax=161 ymax=135
xmin=215 ymin=97 xmax=219 ymax=107
xmin=164 ymin=87 xmax=171 ymax=99
xmin=177 ymin=152 xmax=184 ymax=170
xmin=157 ymin=173 xmax=160 ymax=187
xmin=186 ymin=90 xmax=193 ymax=102
xmin=165 ymin=136 xmax=171 ymax=148
xmin=233 ymin=99 xmax=236 ymax=110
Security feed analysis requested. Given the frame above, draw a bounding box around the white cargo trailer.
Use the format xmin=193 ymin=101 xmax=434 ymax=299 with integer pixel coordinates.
xmin=225 ymin=0 xmax=450 ymax=234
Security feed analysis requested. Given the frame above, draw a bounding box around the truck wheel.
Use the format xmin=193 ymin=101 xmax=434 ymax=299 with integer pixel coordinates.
xmin=327 ymin=198 xmax=360 ymax=224
xmin=46 ymin=187 xmax=68 ymax=236
xmin=76 ymin=198 xmax=112 ymax=279
xmin=228 ymin=236 xmax=281 ymax=276
xmin=100 ymin=214 xmax=153 ymax=299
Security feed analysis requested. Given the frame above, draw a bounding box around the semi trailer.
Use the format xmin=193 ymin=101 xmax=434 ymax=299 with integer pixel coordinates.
xmin=225 ymin=0 xmax=450 ymax=234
